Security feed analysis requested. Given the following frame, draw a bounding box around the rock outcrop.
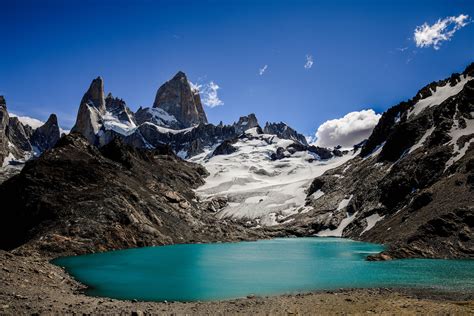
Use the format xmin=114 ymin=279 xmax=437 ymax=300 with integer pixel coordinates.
xmin=153 ymin=71 xmax=208 ymax=128
xmin=233 ymin=114 xmax=260 ymax=135
xmin=264 ymin=122 xmax=308 ymax=145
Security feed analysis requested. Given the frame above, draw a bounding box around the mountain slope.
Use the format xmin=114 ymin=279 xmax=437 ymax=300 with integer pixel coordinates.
xmin=193 ymin=127 xmax=354 ymax=226
xmin=282 ymin=63 xmax=474 ymax=259
xmin=0 ymin=133 xmax=263 ymax=256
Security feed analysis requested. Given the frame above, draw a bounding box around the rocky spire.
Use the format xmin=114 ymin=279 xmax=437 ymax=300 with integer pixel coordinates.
xmin=0 ymin=96 xmax=9 ymax=162
xmin=31 ymin=114 xmax=61 ymax=152
xmin=264 ymin=122 xmax=309 ymax=146
xmin=71 ymin=77 xmax=106 ymax=144
xmin=153 ymin=71 xmax=208 ymax=128
xmin=233 ymin=113 xmax=260 ymax=134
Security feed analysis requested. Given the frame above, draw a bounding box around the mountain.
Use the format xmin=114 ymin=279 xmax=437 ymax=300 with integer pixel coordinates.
xmin=0 ymin=133 xmax=263 ymax=256
xmin=3 ymin=64 xmax=471 ymax=261
xmin=0 ymin=97 xmax=61 ymax=183
xmin=153 ymin=71 xmax=208 ymax=128
xmin=69 ymin=72 xmax=322 ymax=159
xmin=280 ymin=63 xmax=474 ymax=259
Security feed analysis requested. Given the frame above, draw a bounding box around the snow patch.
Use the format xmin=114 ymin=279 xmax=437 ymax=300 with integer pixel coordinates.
xmin=317 ymin=212 xmax=359 ymax=237
xmin=409 ymin=127 xmax=435 ymax=154
xmin=409 ymin=75 xmax=472 ymax=118
xmin=445 ymin=114 xmax=474 ymax=170
xmin=360 ymin=213 xmax=385 ymax=235
xmin=337 ymin=195 xmax=353 ymax=210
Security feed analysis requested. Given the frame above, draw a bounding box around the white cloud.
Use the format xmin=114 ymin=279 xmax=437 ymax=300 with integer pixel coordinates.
xmin=396 ymin=47 xmax=408 ymax=52
xmin=414 ymin=14 xmax=470 ymax=50
xmin=201 ymin=81 xmax=224 ymax=108
xmin=313 ymin=109 xmax=381 ymax=148
xmin=259 ymin=65 xmax=268 ymax=76
xmin=189 ymin=80 xmax=224 ymax=107
xmin=9 ymin=113 xmax=45 ymax=129
xmin=304 ymin=54 xmax=314 ymax=69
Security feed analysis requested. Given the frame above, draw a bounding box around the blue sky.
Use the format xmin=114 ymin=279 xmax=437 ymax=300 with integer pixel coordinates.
xmin=1 ymin=0 xmax=473 ymax=137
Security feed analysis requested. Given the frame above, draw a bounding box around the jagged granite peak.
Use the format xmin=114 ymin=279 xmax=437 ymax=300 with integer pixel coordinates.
xmin=264 ymin=121 xmax=308 ymax=146
xmin=71 ymin=77 xmax=107 ymax=144
xmin=153 ymin=71 xmax=208 ymax=128
xmin=233 ymin=113 xmax=259 ymax=134
xmin=105 ymin=93 xmax=136 ymax=126
xmin=84 ymin=76 xmax=106 ymax=113
xmin=30 ymin=114 xmax=60 ymax=153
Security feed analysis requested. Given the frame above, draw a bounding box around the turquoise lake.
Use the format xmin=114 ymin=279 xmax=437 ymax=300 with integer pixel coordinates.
xmin=53 ymin=238 xmax=474 ymax=302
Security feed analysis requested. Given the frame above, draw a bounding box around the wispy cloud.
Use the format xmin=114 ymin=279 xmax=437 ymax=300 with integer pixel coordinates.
xmin=414 ymin=14 xmax=470 ymax=50
xmin=396 ymin=47 xmax=408 ymax=52
xmin=201 ymin=81 xmax=224 ymax=108
xmin=304 ymin=54 xmax=314 ymax=69
xmin=189 ymin=81 xmax=202 ymax=95
xmin=259 ymin=65 xmax=268 ymax=76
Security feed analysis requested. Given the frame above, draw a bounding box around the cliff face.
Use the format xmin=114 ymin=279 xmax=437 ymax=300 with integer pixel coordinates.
xmin=71 ymin=77 xmax=106 ymax=145
xmin=153 ymin=71 xmax=208 ymax=128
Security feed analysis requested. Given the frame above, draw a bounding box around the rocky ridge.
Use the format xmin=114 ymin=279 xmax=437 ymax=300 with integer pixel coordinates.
xmin=0 ymin=97 xmax=61 ymax=183
xmin=0 ymin=133 xmax=264 ymax=257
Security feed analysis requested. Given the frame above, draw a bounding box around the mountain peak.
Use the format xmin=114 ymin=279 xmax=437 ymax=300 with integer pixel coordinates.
xmin=173 ymin=71 xmax=187 ymax=80
xmin=153 ymin=71 xmax=207 ymax=128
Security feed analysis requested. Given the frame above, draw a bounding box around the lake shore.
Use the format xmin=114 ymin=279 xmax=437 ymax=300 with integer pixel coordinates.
xmin=1 ymin=250 xmax=473 ymax=315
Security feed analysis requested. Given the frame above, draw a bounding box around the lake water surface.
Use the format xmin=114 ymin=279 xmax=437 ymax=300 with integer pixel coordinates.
xmin=53 ymin=238 xmax=474 ymax=301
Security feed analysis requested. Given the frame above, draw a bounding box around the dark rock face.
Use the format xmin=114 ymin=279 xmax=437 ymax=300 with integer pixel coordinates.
xmin=30 ymin=114 xmax=61 ymax=153
xmin=233 ymin=114 xmax=259 ymax=134
xmin=0 ymin=133 xmax=262 ymax=256
xmin=0 ymin=96 xmax=10 ymax=162
xmin=283 ymin=62 xmax=474 ymax=259
xmin=71 ymin=77 xmax=106 ymax=144
xmin=264 ymin=122 xmax=308 ymax=146
xmin=7 ymin=117 xmax=32 ymax=155
xmin=211 ymin=139 xmax=237 ymax=156
xmin=153 ymin=71 xmax=208 ymax=128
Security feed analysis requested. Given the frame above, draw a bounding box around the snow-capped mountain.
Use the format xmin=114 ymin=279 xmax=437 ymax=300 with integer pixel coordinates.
xmin=70 ymin=72 xmax=321 ymax=160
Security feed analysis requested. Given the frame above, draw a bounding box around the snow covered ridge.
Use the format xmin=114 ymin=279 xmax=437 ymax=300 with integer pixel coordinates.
xmin=409 ymin=75 xmax=472 ymax=118
xmin=192 ymin=128 xmax=357 ymax=227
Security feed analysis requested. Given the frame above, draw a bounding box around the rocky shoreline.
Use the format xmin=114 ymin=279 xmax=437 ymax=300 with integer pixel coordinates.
xmin=1 ymin=250 xmax=473 ymax=315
